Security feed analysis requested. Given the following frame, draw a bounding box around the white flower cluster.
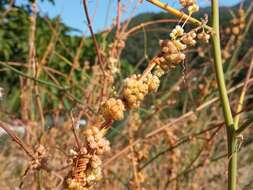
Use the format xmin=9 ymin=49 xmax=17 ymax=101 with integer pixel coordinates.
xmin=170 ymin=25 xmax=184 ymax=40
xmin=85 ymin=127 xmax=110 ymax=155
xmin=225 ymin=9 xmax=245 ymax=35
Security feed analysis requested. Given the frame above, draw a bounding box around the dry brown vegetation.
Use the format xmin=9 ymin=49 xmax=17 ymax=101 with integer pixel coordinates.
xmin=0 ymin=0 xmax=253 ymax=190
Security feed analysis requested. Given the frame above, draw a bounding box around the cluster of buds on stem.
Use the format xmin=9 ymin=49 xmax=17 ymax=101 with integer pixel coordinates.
xmin=123 ymin=74 xmax=149 ymax=109
xmin=179 ymin=0 xmax=195 ymax=8
xmin=224 ymin=8 xmax=245 ymax=36
xmin=67 ymin=1 xmax=213 ymax=189
xmin=155 ymin=18 xmax=211 ymax=72
xmin=107 ymin=35 xmax=127 ymax=74
xmin=181 ymin=31 xmax=197 ymax=46
xmin=67 ymin=127 xmax=110 ymax=190
xmin=85 ymin=127 xmax=110 ymax=155
xmin=179 ymin=0 xmax=199 ymax=14
xmin=197 ymin=30 xmax=210 ymax=43
xmin=100 ymin=98 xmax=125 ymax=121
xmin=156 ymin=39 xmax=186 ymax=72
xmin=143 ymin=73 xmax=160 ymax=93
xmin=122 ymin=73 xmax=161 ymax=109
xmin=222 ymin=8 xmax=245 ymax=62
xmin=99 ymin=0 xmax=210 ymax=117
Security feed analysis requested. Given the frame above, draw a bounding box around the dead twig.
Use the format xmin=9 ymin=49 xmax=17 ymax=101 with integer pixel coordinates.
xmin=82 ymin=0 xmax=105 ymax=75
xmin=0 ymin=121 xmax=36 ymax=160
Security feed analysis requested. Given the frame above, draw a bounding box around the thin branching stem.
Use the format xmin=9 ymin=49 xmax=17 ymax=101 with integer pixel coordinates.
xmin=0 ymin=61 xmax=68 ymax=90
xmin=146 ymin=0 xmax=213 ymax=31
xmin=234 ymin=57 xmax=253 ymax=128
xmin=236 ymin=116 xmax=253 ymax=135
xmin=82 ymin=0 xmax=105 ymax=75
xmin=0 ymin=121 xmax=36 ymax=160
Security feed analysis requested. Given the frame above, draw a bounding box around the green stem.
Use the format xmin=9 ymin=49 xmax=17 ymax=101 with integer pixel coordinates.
xmin=0 ymin=61 xmax=68 ymax=90
xmin=211 ymin=1 xmax=237 ymax=190
xmin=36 ymin=171 xmax=43 ymax=190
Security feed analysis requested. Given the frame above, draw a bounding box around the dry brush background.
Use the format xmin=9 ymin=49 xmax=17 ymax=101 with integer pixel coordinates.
xmin=0 ymin=0 xmax=253 ymax=189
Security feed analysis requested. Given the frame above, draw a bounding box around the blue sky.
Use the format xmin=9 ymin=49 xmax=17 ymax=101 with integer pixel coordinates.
xmin=16 ymin=0 xmax=241 ymax=35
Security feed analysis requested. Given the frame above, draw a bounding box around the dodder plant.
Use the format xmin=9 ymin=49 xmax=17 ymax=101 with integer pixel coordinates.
xmin=0 ymin=0 xmax=253 ymax=190
xmin=67 ymin=0 xmax=213 ymax=189
xmin=145 ymin=0 xmax=252 ymax=190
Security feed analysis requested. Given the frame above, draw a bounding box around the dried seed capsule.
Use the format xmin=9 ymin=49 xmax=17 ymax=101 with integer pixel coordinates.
xmin=231 ymin=27 xmax=240 ymax=35
xmin=230 ymin=18 xmax=239 ymax=25
xmin=222 ymin=50 xmax=231 ymax=60
xmin=238 ymin=9 xmax=244 ymax=17
xmin=190 ymin=32 xmax=197 ymax=38
xmin=238 ymin=17 xmax=245 ymax=24
xmin=239 ymin=23 xmax=245 ymax=30
xmin=85 ymin=129 xmax=93 ymax=136
xmin=89 ymin=141 xmax=98 ymax=149
xmin=84 ymin=127 xmax=110 ymax=153
xmin=225 ymin=28 xmax=231 ymax=35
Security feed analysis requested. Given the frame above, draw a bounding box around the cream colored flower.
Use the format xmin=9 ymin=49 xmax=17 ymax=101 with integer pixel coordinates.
xmin=170 ymin=25 xmax=184 ymax=39
xmin=179 ymin=0 xmax=196 ymax=7
xmin=100 ymin=98 xmax=125 ymax=121
xmin=188 ymin=4 xmax=199 ymax=14
xmin=123 ymin=75 xmax=148 ymax=109
xmin=144 ymin=73 xmax=160 ymax=92
xmin=197 ymin=31 xmax=210 ymax=43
